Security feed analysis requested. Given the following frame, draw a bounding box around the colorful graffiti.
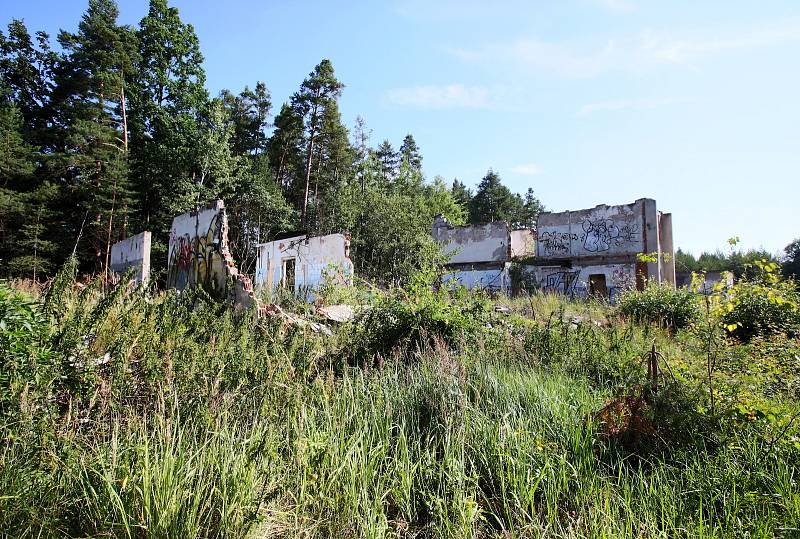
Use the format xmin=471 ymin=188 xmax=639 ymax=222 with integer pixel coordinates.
xmin=166 ymin=201 xmax=259 ymax=311
xmin=167 ymin=210 xmax=227 ymax=298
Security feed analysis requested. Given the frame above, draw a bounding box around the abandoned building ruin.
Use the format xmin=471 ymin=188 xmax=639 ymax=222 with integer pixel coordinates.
xmin=254 ymin=232 xmax=354 ymax=300
xmin=109 ymin=196 xmax=675 ymax=307
xmin=431 ymin=216 xmax=535 ymax=294
xmin=108 ymin=200 xmax=352 ymax=308
xmin=432 ymin=198 xmax=675 ymax=300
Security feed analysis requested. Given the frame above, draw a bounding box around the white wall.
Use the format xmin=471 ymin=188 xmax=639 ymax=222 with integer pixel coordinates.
xmin=110 ymin=231 xmax=151 ymax=284
xmin=536 ymin=200 xmax=646 ymax=259
xmin=510 ymin=229 xmax=536 ymax=259
xmin=442 ymin=265 xmax=511 ymax=293
xmin=255 ymin=233 xmax=353 ymax=299
xmin=432 ymin=216 xmax=510 ymax=264
xmin=166 ymin=200 xmax=227 ymax=294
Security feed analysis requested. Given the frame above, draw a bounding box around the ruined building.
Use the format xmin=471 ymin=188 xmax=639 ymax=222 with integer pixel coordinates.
xmin=254 ymin=232 xmax=353 ymax=300
xmin=431 ymin=215 xmax=535 ymax=294
xmin=528 ymin=198 xmax=674 ymax=299
xmin=432 ymin=198 xmax=675 ymax=299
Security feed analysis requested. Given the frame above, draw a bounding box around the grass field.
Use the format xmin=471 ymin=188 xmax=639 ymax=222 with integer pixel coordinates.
xmin=1 ymin=267 xmax=799 ymax=538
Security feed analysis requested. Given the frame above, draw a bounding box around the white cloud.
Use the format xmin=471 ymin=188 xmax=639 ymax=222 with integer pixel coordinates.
xmin=510 ymin=163 xmax=541 ymax=176
xmin=384 ymin=84 xmax=492 ymax=109
xmin=385 ymin=84 xmax=538 ymax=111
xmin=450 ymin=20 xmax=800 ymax=77
xmin=578 ymin=96 xmax=691 ymax=115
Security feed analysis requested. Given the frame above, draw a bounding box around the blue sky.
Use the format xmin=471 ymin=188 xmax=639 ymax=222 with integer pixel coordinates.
xmin=4 ymin=0 xmax=800 ymax=255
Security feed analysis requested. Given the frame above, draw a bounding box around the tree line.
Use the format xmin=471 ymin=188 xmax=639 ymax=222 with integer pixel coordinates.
xmin=0 ymin=0 xmax=542 ymax=285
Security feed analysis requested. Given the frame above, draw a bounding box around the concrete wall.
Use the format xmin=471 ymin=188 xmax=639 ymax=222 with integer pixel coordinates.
xmin=167 ymin=200 xmax=228 ymax=296
xmin=254 ymin=233 xmax=353 ymax=300
xmin=432 ymin=215 xmax=510 ymax=264
xmin=166 ymin=200 xmax=258 ymax=310
xmin=526 ymin=262 xmax=636 ymax=301
xmin=658 ymin=212 xmax=676 ymax=286
xmin=536 ymin=199 xmax=647 ymax=259
xmin=442 ymin=265 xmax=511 ymax=293
xmin=110 ymin=231 xmax=151 ymax=284
xmin=510 ymin=229 xmax=536 ymax=259
xmin=527 ymin=198 xmax=676 ymax=299
xmin=676 ymin=270 xmax=733 ymax=294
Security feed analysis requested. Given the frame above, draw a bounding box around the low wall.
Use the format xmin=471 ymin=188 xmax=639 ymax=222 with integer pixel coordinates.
xmin=110 ymin=231 xmax=151 ymax=284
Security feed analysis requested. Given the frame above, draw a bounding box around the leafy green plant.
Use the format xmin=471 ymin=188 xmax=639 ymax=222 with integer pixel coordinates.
xmin=718 ymin=260 xmax=800 ymax=342
xmin=617 ymin=283 xmax=700 ymax=330
xmin=349 ymin=267 xmax=491 ymax=364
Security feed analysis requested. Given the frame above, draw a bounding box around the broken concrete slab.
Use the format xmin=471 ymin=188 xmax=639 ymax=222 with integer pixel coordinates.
xmin=317 ymin=304 xmax=356 ymax=323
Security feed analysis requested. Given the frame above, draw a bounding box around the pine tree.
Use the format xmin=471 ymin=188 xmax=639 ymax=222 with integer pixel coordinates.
xmin=128 ymin=0 xmax=208 ymax=253
xmin=451 ymin=179 xmax=472 ymax=213
xmin=0 ymin=19 xmax=57 ymax=136
xmin=219 ymin=81 xmax=271 ymax=157
xmin=51 ymin=0 xmax=137 ymax=276
xmin=374 ymin=139 xmax=398 ymax=182
xmin=267 ymin=102 xmax=304 ymax=193
xmin=290 ymin=59 xmax=344 ymax=226
xmin=469 ymin=169 xmax=520 ymax=224
xmin=399 ymin=133 xmax=422 ymax=172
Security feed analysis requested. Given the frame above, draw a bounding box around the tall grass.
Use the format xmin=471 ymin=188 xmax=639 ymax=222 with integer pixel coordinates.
xmin=1 ymin=273 xmax=798 ymax=538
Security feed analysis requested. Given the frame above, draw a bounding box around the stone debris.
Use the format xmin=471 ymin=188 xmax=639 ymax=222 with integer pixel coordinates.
xmin=317 ymin=304 xmax=356 ymax=323
xmin=261 ymin=303 xmax=332 ymax=336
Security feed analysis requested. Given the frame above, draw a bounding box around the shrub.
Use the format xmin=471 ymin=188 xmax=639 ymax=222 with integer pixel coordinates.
xmin=349 ymin=272 xmax=491 ymax=363
xmin=719 ymin=261 xmax=800 ymax=342
xmin=617 ymin=283 xmax=699 ymax=330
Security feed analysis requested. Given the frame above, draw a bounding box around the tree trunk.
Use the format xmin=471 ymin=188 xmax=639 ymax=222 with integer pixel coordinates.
xmin=301 ymin=131 xmax=316 ymax=226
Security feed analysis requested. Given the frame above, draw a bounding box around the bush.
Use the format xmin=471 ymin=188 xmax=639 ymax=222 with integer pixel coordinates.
xmin=349 ymin=272 xmax=491 ymax=364
xmin=617 ymin=283 xmax=699 ymax=330
xmin=719 ymin=263 xmax=800 ymax=342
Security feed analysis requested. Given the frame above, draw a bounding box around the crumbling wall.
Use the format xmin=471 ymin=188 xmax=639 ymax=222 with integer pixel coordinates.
xmin=255 ymin=233 xmax=353 ymax=300
xmin=529 ymin=198 xmax=675 ymax=298
xmin=432 ymin=215 xmax=510 ymax=264
xmin=110 ymin=231 xmax=151 ymax=284
xmin=166 ymin=200 xmax=258 ymax=310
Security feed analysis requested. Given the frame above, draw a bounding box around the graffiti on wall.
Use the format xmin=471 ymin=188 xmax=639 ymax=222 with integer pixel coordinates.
xmin=167 ymin=211 xmax=227 ymax=297
xmin=581 ymin=219 xmax=639 ymax=253
xmin=542 ymin=270 xmax=580 ymax=295
xmin=539 ymin=232 xmax=578 ymax=255
xmin=166 ymin=201 xmax=259 ymax=311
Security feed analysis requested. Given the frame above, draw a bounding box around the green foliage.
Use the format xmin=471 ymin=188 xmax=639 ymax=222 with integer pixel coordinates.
xmin=718 ymin=260 xmax=800 ymax=342
xmin=617 ymin=283 xmax=700 ymax=330
xmin=675 ymin=246 xmax=781 ymax=279
xmin=349 ymin=267 xmax=492 ymax=364
xmin=783 ymin=237 xmax=800 ymax=281
xmin=468 ymin=169 xmax=543 ymax=228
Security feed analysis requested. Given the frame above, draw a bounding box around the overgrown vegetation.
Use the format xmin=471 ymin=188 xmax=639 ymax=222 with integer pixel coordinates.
xmin=617 ymin=283 xmax=699 ymax=330
xmin=2 ymin=260 xmax=799 ymax=538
